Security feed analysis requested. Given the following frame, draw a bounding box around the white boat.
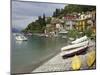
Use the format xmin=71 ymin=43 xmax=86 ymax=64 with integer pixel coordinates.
xmin=61 ymin=45 xmax=88 ymax=58
xmin=15 ymin=34 xmax=27 ymax=41
xmin=71 ymin=36 xmax=88 ymax=44
xmin=45 ymin=34 xmax=49 ymax=37
xmin=69 ymin=37 xmax=74 ymax=41
xmin=61 ymin=40 xmax=89 ymax=51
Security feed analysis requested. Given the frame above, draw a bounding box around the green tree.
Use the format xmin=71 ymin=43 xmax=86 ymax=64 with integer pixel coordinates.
xmin=53 ymin=8 xmax=61 ymax=17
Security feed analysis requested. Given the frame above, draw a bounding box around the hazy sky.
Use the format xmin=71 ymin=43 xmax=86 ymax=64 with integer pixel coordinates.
xmin=12 ymin=0 xmax=66 ymax=30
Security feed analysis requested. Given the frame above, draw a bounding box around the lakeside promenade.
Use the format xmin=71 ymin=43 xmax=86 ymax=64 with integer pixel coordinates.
xmin=32 ymin=40 xmax=96 ymax=73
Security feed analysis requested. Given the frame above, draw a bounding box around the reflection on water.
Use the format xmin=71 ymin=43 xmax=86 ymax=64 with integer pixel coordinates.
xmin=15 ymin=40 xmax=28 ymax=45
xmin=16 ymin=41 xmax=23 ymax=44
xmin=11 ymin=33 xmax=68 ymax=73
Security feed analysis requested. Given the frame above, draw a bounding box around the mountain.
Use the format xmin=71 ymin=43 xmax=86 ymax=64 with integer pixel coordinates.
xmin=12 ymin=28 xmax=21 ymax=33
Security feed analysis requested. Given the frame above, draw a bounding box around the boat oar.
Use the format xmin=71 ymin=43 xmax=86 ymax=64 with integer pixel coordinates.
xmin=87 ymin=50 xmax=96 ymax=68
xmin=71 ymin=55 xmax=81 ymax=70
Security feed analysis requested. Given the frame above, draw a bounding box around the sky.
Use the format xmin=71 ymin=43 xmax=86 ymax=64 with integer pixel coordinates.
xmin=12 ymin=0 xmax=66 ymax=30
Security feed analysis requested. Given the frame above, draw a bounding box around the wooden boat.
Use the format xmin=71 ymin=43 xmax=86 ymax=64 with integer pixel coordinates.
xmin=61 ymin=40 xmax=89 ymax=51
xmin=71 ymin=55 xmax=81 ymax=70
xmin=61 ymin=45 xmax=88 ymax=58
xmin=71 ymin=36 xmax=88 ymax=44
xmin=87 ymin=50 xmax=96 ymax=67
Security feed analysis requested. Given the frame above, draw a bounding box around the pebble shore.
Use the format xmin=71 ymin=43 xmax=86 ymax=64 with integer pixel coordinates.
xmin=32 ymin=40 xmax=96 ymax=73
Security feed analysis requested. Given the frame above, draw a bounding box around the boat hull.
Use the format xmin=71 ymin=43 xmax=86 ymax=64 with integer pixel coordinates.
xmin=71 ymin=36 xmax=88 ymax=44
xmin=15 ymin=35 xmax=27 ymax=41
xmin=61 ymin=46 xmax=88 ymax=59
xmin=61 ymin=40 xmax=89 ymax=51
xmin=16 ymin=38 xmax=27 ymax=41
xmin=71 ymin=55 xmax=81 ymax=70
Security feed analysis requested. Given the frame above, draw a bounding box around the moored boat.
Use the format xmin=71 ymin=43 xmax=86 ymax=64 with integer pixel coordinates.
xmin=69 ymin=37 xmax=74 ymax=41
xmin=15 ymin=34 xmax=27 ymax=41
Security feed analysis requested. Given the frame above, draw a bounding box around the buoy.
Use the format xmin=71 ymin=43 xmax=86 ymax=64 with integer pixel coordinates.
xmin=87 ymin=50 xmax=96 ymax=67
xmin=71 ymin=55 xmax=81 ymax=70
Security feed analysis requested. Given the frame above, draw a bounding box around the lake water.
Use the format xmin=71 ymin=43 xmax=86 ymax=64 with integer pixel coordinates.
xmin=11 ymin=33 xmax=68 ymax=73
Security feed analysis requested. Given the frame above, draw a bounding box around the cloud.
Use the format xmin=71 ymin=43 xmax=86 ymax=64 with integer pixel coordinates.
xmin=12 ymin=1 xmax=66 ymax=30
xmin=12 ymin=16 xmax=38 ymax=29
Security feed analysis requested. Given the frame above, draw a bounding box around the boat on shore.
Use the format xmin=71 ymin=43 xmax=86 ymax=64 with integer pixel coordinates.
xmin=15 ymin=34 xmax=28 ymax=41
xmin=71 ymin=55 xmax=81 ymax=70
xmin=61 ymin=40 xmax=89 ymax=51
xmin=87 ymin=50 xmax=96 ymax=67
xmin=61 ymin=45 xmax=88 ymax=58
xmin=71 ymin=36 xmax=88 ymax=44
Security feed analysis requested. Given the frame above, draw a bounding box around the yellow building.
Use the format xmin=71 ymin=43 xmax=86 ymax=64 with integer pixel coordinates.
xmin=75 ymin=19 xmax=87 ymax=31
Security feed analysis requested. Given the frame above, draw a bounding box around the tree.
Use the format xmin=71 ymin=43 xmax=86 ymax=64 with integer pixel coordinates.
xmin=43 ymin=13 xmax=46 ymax=26
xmin=46 ymin=17 xmax=51 ymax=24
xmin=22 ymin=4 xmax=96 ymax=33
xmin=53 ymin=8 xmax=61 ymax=17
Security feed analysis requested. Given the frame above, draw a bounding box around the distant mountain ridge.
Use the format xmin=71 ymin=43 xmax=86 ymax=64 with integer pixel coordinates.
xmin=12 ymin=28 xmax=21 ymax=33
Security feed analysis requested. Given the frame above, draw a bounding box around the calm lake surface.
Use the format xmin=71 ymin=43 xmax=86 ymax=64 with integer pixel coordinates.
xmin=11 ymin=33 xmax=68 ymax=73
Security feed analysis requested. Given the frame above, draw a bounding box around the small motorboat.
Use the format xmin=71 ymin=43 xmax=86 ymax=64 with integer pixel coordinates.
xmin=69 ymin=37 xmax=74 ymax=41
xmin=61 ymin=45 xmax=88 ymax=58
xmin=87 ymin=50 xmax=96 ymax=67
xmin=61 ymin=40 xmax=89 ymax=51
xmin=71 ymin=55 xmax=81 ymax=70
xmin=27 ymin=33 xmax=33 ymax=36
xmin=15 ymin=34 xmax=27 ymax=41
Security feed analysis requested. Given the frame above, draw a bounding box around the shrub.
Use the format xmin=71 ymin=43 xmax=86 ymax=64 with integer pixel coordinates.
xmin=67 ymin=29 xmax=80 ymax=39
xmin=83 ymin=28 xmax=93 ymax=37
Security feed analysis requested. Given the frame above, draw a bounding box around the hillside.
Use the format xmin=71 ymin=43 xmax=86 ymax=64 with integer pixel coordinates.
xmin=22 ymin=4 xmax=96 ymax=33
